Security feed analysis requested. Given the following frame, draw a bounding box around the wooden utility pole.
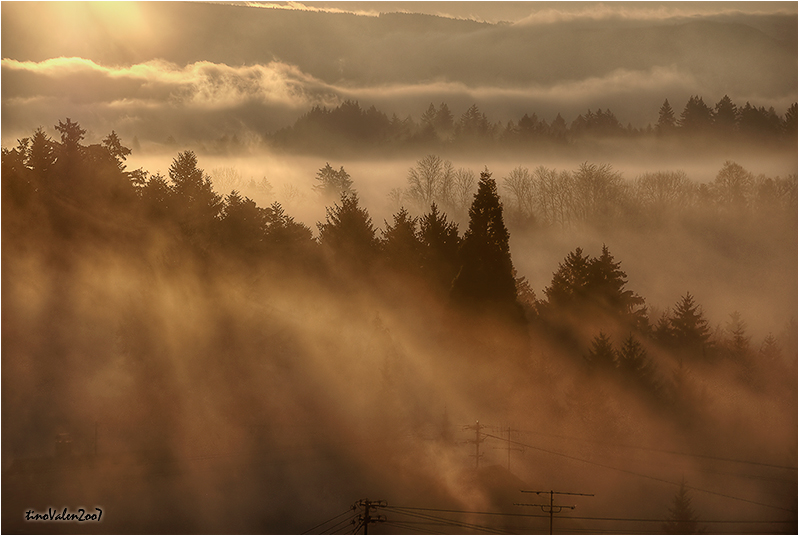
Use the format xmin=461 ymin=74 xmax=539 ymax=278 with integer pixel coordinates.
xmin=492 ymin=426 xmax=524 ymax=472
xmin=353 ymin=499 xmax=386 ymax=534
xmin=516 ymin=489 xmax=594 ymax=534
xmin=463 ymin=421 xmax=487 ymax=468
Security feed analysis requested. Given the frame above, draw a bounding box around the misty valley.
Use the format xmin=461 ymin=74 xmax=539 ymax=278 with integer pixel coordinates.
xmin=3 ymin=0 xmax=799 ymax=533
xmin=1 ymin=111 xmax=796 ymax=535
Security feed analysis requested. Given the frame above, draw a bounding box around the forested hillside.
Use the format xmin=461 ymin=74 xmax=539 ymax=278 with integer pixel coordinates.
xmin=2 ymin=120 xmax=796 ymax=533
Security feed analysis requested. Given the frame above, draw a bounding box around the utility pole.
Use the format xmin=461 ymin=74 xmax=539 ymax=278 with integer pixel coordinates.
xmin=515 ymin=489 xmax=594 ymax=535
xmin=492 ymin=426 xmax=524 ymax=472
xmin=463 ymin=421 xmax=487 ymax=469
xmin=352 ymin=499 xmax=386 ymax=534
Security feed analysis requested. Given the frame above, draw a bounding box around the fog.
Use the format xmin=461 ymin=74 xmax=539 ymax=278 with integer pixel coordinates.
xmin=2 ymin=2 xmax=797 ymax=535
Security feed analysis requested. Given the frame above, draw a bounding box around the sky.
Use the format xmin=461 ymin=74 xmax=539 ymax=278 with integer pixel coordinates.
xmin=1 ymin=1 xmax=797 ymax=147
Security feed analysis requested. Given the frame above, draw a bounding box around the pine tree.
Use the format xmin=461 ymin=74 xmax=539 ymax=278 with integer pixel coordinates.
xmin=451 ymin=170 xmax=517 ymax=311
xmin=217 ymin=191 xmax=266 ymax=255
xmin=313 ymin=163 xmax=354 ymax=199
xmin=168 ymin=151 xmax=223 ymax=241
xmin=381 ymin=207 xmax=422 ymax=277
xmin=544 ymin=247 xmax=593 ymax=309
xmin=418 ymin=203 xmax=460 ymax=292
xmin=725 ymin=311 xmax=751 ymax=361
xmin=679 ymin=96 xmax=714 ymax=134
xmin=617 ymin=334 xmax=661 ymax=395
xmin=586 ymin=332 xmax=617 ymax=371
xmin=713 ymin=95 xmax=738 ymax=137
xmin=669 ymin=293 xmax=711 ymax=357
xmin=317 ymin=192 xmax=378 ymax=269
xmin=656 ymin=99 xmax=677 ymax=135
xmin=434 ymin=102 xmax=455 ymax=136
xmin=759 ymin=333 xmax=782 ymax=364
xmin=663 ymin=478 xmax=701 ymax=534
xmin=588 ymin=245 xmax=647 ymax=328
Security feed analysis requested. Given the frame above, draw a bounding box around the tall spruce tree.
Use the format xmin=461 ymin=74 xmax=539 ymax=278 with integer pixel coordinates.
xmin=669 ymin=293 xmax=711 ymax=357
xmin=418 ymin=203 xmax=460 ymax=291
xmin=663 ymin=478 xmax=702 ymax=534
xmin=451 ymin=170 xmax=517 ymax=312
xmin=656 ymin=99 xmax=677 ymax=135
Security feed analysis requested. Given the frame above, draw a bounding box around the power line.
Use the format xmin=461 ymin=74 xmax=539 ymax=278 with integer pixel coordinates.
xmin=517 ymin=489 xmax=594 ymax=534
xmin=483 ymin=432 xmax=796 ymax=513
xmin=492 ymin=426 xmax=524 ymax=472
xmin=385 ymin=504 xmax=795 ymax=525
xmin=323 ymin=516 xmax=356 ymax=535
xmin=513 ymin=428 xmax=797 ymax=470
xmin=382 ymin=520 xmax=446 ymax=534
xmin=384 ymin=506 xmax=509 ymax=534
xmin=303 ymin=507 xmax=355 ymax=534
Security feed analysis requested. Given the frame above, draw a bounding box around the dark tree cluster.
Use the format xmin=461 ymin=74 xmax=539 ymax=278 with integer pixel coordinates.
xmin=266 ymin=96 xmax=797 ymax=154
xmin=657 ymin=95 xmax=797 ymax=141
xmin=3 ymin=119 xmax=795 ymax=432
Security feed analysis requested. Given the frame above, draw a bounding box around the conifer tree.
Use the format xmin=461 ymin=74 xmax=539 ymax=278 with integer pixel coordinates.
xmin=418 ymin=203 xmax=460 ymax=291
xmin=317 ymin=192 xmax=378 ymax=268
xmin=679 ymin=96 xmax=714 ymax=133
xmin=451 ymin=170 xmax=517 ymax=311
xmin=588 ymin=245 xmax=647 ymax=328
xmin=313 ymin=163 xmax=354 ymax=199
xmin=663 ymin=478 xmax=702 ymax=534
xmin=656 ymin=99 xmax=677 ymax=135
xmin=586 ymin=332 xmax=617 ymax=371
xmin=381 ymin=207 xmax=422 ymax=276
xmin=713 ymin=95 xmax=738 ymax=136
xmin=669 ymin=293 xmax=711 ymax=356
xmin=544 ymin=247 xmax=593 ymax=309
xmin=168 ymin=151 xmax=223 ymax=241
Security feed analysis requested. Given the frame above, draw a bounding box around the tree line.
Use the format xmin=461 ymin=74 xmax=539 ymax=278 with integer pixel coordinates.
xmin=267 ymin=96 xmax=797 ymax=153
xmin=3 ymin=120 xmax=796 ymax=427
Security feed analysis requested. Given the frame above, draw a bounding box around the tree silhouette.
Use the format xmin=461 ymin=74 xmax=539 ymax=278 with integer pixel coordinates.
xmin=617 ymin=334 xmax=661 ymax=396
xmin=585 ymin=332 xmax=616 ymax=371
xmin=724 ymin=311 xmax=751 ymax=361
xmin=381 ymin=207 xmax=422 ymax=278
xmin=783 ymin=103 xmax=797 ymax=138
xmin=713 ymin=161 xmax=754 ymax=208
xmin=679 ymin=96 xmax=713 ymax=134
xmin=669 ymin=293 xmax=711 ymax=357
xmin=588 ymin=245 xmax=647 ymax=329
xmin=663 ymin=478 xmax=702 ymax=534
xmin=713 ymin=95 xmax=738 ymax=137
xmin=456 ymin=104 xmax=491 ymax=140
xmin=405 ymin=154 xmax=454 ymax=208
xmin=544 ymin=247 xmax=593 ymax=309
xmin=140 ymin=172 xmax=174 ymax=222
xmin=434 ymin=102 xmax=455 ymax=137
xmin=418 ymin=203 xmax=460 ymax=292
xmin=217 ymin=191 xmax=266 ymax=255
xmin=262 ymin=201 xmax=314 ymax=259
xmin=168 ymin=151 xmax=223 ymax=242
xmin=313 ymin=163 xmax=354 ymax=199
xmin=656 ymin=99 xmax=677 ymax=135
xmin=317 ymin=192 xmax=378 ymax=269
xmin=451 ymin=170 xmax=518 ymax=313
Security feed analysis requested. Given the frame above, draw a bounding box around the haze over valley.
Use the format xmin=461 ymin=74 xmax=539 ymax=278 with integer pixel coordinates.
xmin=2 ymin=2 xmax=797 ymax=534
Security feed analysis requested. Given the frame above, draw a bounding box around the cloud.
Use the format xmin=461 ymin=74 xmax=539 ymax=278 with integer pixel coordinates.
xmin=1 ymin=53 xmax=794 ymax=149
xmin=1 ymin=57 xmax=345 ymax=145
xmin=1 ymin=57 xmax=338 ymax=109
xmin=0 ymin=56 xmax=693 ymax=145
xmin=513 ymin=2 xmax=798 ymax=26
xmin=244 ymin=1 xmax=380 ymax=17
